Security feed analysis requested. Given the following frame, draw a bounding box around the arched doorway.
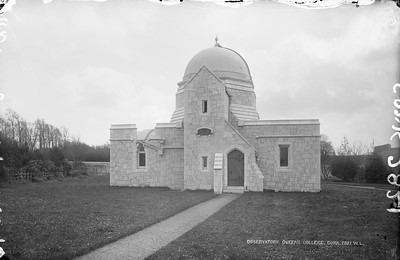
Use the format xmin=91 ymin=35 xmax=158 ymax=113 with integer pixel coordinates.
xmin=227 ymin=149 xmax=244 ymax=186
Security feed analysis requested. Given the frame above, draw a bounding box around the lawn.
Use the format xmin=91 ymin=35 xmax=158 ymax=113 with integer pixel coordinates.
xmin=0 ymin=174 xmax=216 ymax=260
xmin=148 ymin=184 xmax=399 ymax=260
xmin=323 ymin=180 xmax=398 ymax=190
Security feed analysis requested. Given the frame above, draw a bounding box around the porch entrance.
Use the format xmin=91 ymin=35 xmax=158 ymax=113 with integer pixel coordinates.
xmin=227 ymin=149 xmax=244 ymax=186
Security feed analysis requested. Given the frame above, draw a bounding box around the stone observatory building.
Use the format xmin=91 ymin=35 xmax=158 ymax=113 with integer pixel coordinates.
xmin=110 ymin=38 xmax=321 ymax=193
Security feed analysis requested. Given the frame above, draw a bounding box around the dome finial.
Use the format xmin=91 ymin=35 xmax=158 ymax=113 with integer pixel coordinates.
xmin=214 ymin=36 xmax=221 ymax=47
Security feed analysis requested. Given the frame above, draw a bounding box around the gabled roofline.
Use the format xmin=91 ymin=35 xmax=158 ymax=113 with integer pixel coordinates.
xmin=225 ymin=120 xmax=256 ymax=152
xmin=178 ymin=65 xmax=230 ymax=96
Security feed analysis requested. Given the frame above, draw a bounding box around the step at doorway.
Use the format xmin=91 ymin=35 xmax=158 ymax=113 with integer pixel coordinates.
xmin=223 ymin=186 xmax=244 ymax=194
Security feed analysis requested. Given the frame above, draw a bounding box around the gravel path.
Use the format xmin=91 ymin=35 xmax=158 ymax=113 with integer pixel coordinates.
xmin=75 ymin=193 xmax=240 ymax=260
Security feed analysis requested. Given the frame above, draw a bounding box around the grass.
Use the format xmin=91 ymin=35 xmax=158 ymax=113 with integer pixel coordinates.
xmin=324 ymin=179 xmax=397 ymax=190
xmin=0 ymin=173 xmax=216 ymax=260
xmin=148 ymin=184 xmax=399 ymax=260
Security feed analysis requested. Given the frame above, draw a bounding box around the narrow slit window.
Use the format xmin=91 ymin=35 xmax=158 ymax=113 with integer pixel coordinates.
xmin=202 ymin=156 xmax=208 ymax=170
xmin=202 ymin=100 xmax=208 ymax=113
xmin=279 ymin=145 xmax=289 ymax=167
xmin=138 ymin=144 xmax=146 ymax=168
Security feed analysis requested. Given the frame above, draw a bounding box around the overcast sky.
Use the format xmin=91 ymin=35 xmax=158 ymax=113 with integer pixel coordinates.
xmin=0 ymin=0 xmax=399 ymax=151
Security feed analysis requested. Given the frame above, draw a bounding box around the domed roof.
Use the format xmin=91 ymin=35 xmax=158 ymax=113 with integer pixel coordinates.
xmin=183 ymin=39 xmax=252 ymax=81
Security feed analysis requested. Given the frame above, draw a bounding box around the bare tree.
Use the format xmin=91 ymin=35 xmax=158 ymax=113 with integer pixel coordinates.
xmin=320 ymin=134 xmax=335 ymax=179
xmin=5 ymin=109 xmax=18 ymax=141
xmin=60 ymin=126 xmax=69 ymax=146
xmin=0 ymin=114 xmax=11 ymax=138
xmin=4 ymin=109 xmax=30 ymax=146
xmin=45 ymin=124 xmax=52 ymax=148
xmin=19 ymin=119 xmax=29 ymax=146
xmin=35 ymin=119 xmax=47 ymax=149
xmin=53 ymin=127 xmax=62 ymax=147
xmin=351 ymin=140 xmax=372 ymax=155
xmin=337 ymin=136 xmax=352 ymax=156
xmin=25 ymin=121 xmax=38 ymax=150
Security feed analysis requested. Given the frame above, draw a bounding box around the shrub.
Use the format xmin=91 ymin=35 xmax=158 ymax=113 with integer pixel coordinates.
xmin=365 ymin=154 xmax=389 ymax=183
xmin=69 ymin=168 xmax=88 ymax=178
xmin=33 ymin=177 xmax=44 ymax=183
xmin=0 ymin=164 xmax=9 ymax=183
xmin=331 ymin=156 xmax=358 ymax=181
xmin=19 ymin=159 xmax=66 ymax=181
xmin=19 ymin=160 xmax=47 ymax=182
xmin=62 ymin=161 xmax=72 ymax=176
xmin=20 ymin=159 xmax=45 ymax=173
xmin=43 ymin=160 xmax=57 ymax=172
xmin=47 ymin=147 xmax=64 ymax=166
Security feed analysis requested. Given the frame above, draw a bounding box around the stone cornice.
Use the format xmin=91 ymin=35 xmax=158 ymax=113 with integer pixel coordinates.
xmin=238 ymin=119 xmax=320 ymax=126
xmin=110 ymin=124 xmax=136 ymax=130
xmin=256 ymin=135 xmax=321 ymax=139
xmin=109 ymin=138 xmax=135 ymax=141
xmin=155 ymin=122 xmax=183 ymax=128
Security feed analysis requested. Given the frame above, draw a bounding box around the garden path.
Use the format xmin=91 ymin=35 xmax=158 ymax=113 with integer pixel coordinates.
xmin=75 ymin=193 xmax=240 ymax=260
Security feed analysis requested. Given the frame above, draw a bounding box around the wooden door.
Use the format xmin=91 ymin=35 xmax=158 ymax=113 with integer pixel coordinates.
xmin=227 ymin=149 xmax=244 ymax=186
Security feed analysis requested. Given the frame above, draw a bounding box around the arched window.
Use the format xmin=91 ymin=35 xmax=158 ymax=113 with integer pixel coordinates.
xmin=138 ymin=143 xmax=146 ymax=168
xmin=197 ymin=128 xmax=212 ymax=136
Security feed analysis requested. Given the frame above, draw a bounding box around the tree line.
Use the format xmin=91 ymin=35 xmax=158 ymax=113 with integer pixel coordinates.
xmin=320 ymin=135 xmax=396 ymax=183
xmin=0 ymin=109 xmax=109 ymax=182
xmin=0 ymin=109 xmax=69 ymax=150
xmin=1 ymin=108 xmax=394 ymax=184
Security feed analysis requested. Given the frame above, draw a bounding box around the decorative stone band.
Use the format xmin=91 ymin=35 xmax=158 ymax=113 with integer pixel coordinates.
xmin=176 ymin=78 xmax=254 ymax=94
xmin=214 ymin=153 xmax=223 ymax=170
xmin=170 ymin=104 xmax=259 ymax=123
xmin=110 ymin=124 xmax=137 ymax=130
xmin=163 ymin=146 xmax=184 ymax=149
xmin=180 ymin=70 xmax=252 ymax=85
xmin=224 ymin=84 xmax=254 ymax=93
xmin=230 ymin=104 xmax=259 ymax=120
xmin=238 ymin=119 xmax=320 ymax=126
xmin=220 ymin=77 xmax=254 ymax=87
xmin=170 ymin=107 xmax=184 ymax=123
xmin=109 ymin=138 xmax=135 ymax=141
xmin=256 ymin=135 xmax=321 ymax=139
xmin=155 ymin=122 xmax=183 ymax=128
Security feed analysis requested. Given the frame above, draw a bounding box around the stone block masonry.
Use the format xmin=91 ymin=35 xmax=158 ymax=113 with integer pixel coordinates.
xmin=240 ymin=121 xmax=321 ymax=192
xmin=81 ymin=162 xmax=110 ymax=175
xmin=109 ymin=42 xmax=321 ymax=193
xmin=109 ymin=124 xmax=137 ymax=187
xmin=110 ymin=123 xmax=185 ymax=190
xmin=183 ymin=67 xmax=264 ymax=192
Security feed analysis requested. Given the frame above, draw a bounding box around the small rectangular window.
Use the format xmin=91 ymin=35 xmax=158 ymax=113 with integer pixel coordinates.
xmin=202 ymin=100 xmax=208 ymax=113
xmin=280 ymin=146 xmax=289 ymax=167
xmin=139 ymin=153 xmax=146 ymax=167
xmin=202 ymin=156 xmax=208 ymax=170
